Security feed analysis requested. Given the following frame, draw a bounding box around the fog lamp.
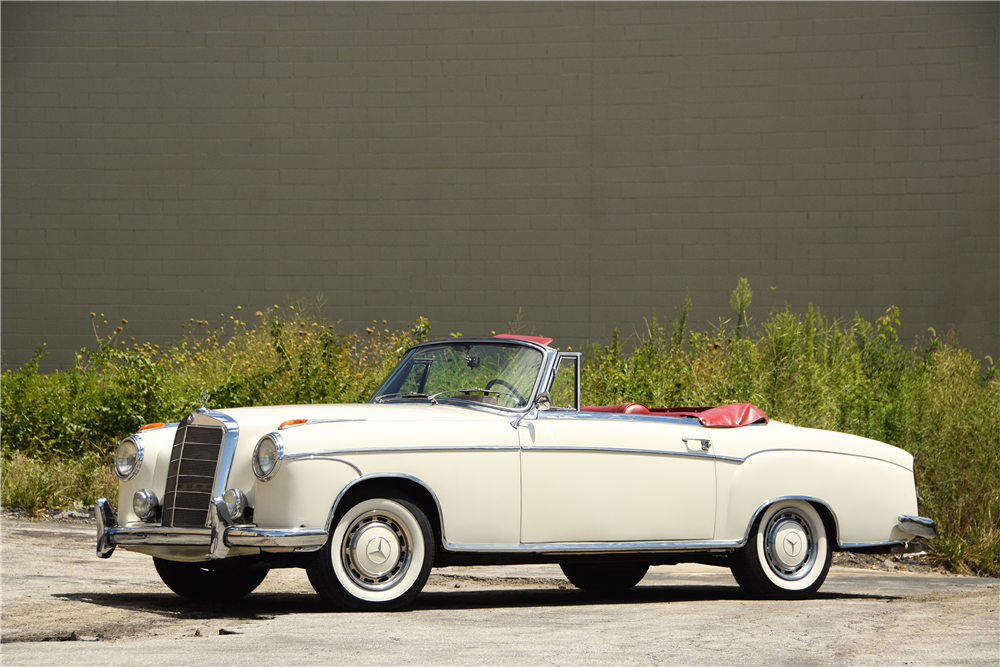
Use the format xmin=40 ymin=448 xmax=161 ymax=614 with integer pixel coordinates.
xmin=133 ymin=489 xmax=158 ymax=521
xmin=223 ymin=488 xmax=248 ymax=521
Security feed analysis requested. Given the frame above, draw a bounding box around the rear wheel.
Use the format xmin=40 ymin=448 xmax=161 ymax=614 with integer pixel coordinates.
xmin=153 ymin=557 xmax=269 ymax=601
xmin=730 ymin=500 xmax=831 ymax=599
xmin=560 ymin=562 xmax=649 ymax=593
xmin=307 ymin=495 xmax=434 ymax=611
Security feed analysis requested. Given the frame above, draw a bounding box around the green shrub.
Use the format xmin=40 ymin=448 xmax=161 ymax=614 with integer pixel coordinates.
xmin=581 ymin=283 xmax=1000 ymax=576
xmin=2 ymin=290 xmax=998 ymax=576
xmin=1 ymin=309 xmax=432 ymax=462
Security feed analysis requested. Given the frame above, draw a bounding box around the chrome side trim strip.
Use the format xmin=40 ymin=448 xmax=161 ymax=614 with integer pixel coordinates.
xmin=285 ymin=444 xmax=519 ymax=460
xmin=520 ymin=445 xmax=714 ymax=461
xmin=442 ymin=539 xmax=743 ymax=554
xmin=278 ymin=418 xmax=366 ymax=430
xmin=719 ymin=448 xmax=914 ymax=471
xmin=537 ymin=411 xmax=698 ymax=426
xmin=840 ymin=539 xmax=911 ymax=549
xmin=280 ymin=455 xmax=363 ymax=476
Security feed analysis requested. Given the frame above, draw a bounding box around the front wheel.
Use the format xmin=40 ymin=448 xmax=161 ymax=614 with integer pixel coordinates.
xmin=729 ymin=500 xmax=831 ymax=599
xmin=560 ymin=562 xmax=649 ymax=593
xmin=307 ymin=495 xmax=434 ymax=611
xmin=153 ymin=557 xmax=269 ymax=601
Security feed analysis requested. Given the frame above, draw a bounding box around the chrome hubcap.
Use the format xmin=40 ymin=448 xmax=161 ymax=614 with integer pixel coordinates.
xmin=342 ymin=510 xmax=412 ymax=591
xmin=764 ymin=510 xmax=816 ymax=581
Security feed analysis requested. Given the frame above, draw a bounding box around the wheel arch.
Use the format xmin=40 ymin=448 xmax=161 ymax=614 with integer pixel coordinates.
xmin=741 ymin=495 xmax=840 ymax=549
xmin=325 ymin=473 xmax=445 ymax=552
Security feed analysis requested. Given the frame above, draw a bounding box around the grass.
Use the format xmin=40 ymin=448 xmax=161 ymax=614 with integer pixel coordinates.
xmin=0 ymin=451 xmax=118 ymax=512
xmin=580 ymin=297 xmax=999 ymax=576
xmin=2 ymin=286 xmax=998 ymax=576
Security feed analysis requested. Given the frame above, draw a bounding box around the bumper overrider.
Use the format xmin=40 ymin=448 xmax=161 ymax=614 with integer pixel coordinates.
xmin=95 ymin=497 xmax=328 ymax=560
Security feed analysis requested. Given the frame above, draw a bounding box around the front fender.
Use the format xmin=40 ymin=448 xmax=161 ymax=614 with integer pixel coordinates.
xmin=252 ymin=455 xmax=359 ymax=530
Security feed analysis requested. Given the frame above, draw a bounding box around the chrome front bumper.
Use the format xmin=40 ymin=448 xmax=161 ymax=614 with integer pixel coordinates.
xmin=95 ymin=498 xmax=329 ymax=560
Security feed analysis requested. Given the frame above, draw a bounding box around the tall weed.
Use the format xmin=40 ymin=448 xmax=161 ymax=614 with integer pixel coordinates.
xmin=2 ymin=288 xmax=998 ymax=575
xmin=1 ymin=307 xmax=432 ymax=461
xmin=0 ymin=451 xmax=118 ymax=512
xmin=581 ymin=283 xmax=1000 ymax=576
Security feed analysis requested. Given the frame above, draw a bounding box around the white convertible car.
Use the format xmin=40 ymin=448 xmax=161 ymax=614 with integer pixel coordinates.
xmin=96 ymin=335 xmax=935 ymax=610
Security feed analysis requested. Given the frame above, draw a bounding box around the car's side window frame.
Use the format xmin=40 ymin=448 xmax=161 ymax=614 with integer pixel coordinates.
xmin=546 ymin=352 xmax=581 ymax=411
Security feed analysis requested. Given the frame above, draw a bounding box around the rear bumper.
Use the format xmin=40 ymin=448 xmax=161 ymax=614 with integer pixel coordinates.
xmin=898 ymin=514 xmax=937 ymax=540
xmin=95 ymin=498 xmax=328 ymax=560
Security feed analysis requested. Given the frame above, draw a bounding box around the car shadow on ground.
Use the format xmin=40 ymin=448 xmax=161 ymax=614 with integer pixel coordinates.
xmin=411 ymin=585 xmax=900 ymax=611
xmin=54 ymin=584 xmax=900 ymax=618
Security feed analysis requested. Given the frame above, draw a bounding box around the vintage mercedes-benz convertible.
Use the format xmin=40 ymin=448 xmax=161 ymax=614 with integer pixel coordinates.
xmin=96 ymin=334 xmax=935 ymax=610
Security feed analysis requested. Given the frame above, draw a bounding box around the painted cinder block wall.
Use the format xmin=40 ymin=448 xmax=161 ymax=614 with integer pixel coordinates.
xmin=2 ymin=1 xmax=997 ymax=370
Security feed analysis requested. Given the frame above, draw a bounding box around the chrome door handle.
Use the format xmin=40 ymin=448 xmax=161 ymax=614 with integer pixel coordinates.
xmin=683 ymin=437 xmax=712 ymax=451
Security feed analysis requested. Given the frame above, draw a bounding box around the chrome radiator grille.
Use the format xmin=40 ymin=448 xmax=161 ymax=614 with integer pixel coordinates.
xmin=162 ymin=421 xmax=225 ymax=528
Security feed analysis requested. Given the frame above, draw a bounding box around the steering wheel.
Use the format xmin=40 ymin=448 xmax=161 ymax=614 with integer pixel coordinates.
xmin=485 ymin=379 xmax=526 ymax=407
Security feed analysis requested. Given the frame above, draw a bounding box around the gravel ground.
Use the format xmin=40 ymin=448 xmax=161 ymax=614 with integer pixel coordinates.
xmin=3 ymin=512 xmax=997 ymax=666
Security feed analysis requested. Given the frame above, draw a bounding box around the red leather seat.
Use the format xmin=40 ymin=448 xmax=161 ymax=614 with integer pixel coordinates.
xmin=649 ymin=403 xmax=768 ymax=427
xmin=581 ymin=403 xmax=651 ymax=415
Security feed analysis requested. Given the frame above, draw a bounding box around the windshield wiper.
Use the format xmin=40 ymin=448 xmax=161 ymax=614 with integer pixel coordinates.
xmin=374 ymin=392 xmax=430 ymax=404
xmin=377 ymin=387 xmax=513 ymax=405
xmin=427 ymin=387 xmax=508 ymax=404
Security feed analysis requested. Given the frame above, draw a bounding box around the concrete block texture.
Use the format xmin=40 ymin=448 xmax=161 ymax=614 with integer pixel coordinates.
xmin=2 ymin=1 xmax=997 ymax=370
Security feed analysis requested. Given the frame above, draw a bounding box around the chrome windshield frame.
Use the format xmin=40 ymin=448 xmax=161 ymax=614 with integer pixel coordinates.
xmin=368 ymin=337 xmax=558 ymax=414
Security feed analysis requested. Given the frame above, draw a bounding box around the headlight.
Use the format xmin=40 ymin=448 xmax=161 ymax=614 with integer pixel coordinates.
xmin=223 ymin=488 xmax=248 ymax=521
xmin=253 ymin=433 xmax=283 ymax=481
xmin=114 ymin=436 xmax=144 ymax=481
xmin=133 ymin=489 xmax=158 ymax=521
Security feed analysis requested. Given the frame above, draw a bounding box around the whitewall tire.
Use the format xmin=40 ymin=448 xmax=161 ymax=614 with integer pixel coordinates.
xmin=307 ymin=496 xmax=434 ymax=611
xmin=730 ymin=499 xmax=831 ymax=599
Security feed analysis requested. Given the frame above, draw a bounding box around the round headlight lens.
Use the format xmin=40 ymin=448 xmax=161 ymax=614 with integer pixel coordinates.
xmin=253 ymin=434 xmax=282 ymax=481
xmin=133 ymin=489 xmax=158 ymax=521
xmin=114 ymin=437 xmax=143 ymax=480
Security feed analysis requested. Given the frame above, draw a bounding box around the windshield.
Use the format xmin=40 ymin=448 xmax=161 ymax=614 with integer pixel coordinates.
xmin=371 ymin=342 xmax=544 ymax=409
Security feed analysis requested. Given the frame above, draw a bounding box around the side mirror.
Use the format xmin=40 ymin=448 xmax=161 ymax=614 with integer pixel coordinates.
xmin=510 ymin=392 xmax=551 ymax=430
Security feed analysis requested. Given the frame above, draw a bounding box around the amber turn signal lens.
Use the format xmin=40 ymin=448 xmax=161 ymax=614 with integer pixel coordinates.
xmin=278 ymin=419 xmax=308 ymax=430
xmin=138 ymin=423 xmax=165 ymax=432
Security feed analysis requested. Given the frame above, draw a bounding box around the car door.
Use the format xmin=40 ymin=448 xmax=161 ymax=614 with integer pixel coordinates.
xmin=518 ymin=414 xmax=717 ymax=543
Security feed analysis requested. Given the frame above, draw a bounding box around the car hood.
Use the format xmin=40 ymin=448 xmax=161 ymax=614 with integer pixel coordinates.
xmin=216 ymin=401 xmax=505 ymax=434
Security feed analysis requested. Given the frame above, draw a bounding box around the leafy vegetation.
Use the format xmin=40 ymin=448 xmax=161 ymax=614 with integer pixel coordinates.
xmin=2 ymin=306 xmax=431 ymax=461
xmin=2 ymin=287 xmax=998 ymax=575
xmin=582 ymin=287 xmax=999 ymax=576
